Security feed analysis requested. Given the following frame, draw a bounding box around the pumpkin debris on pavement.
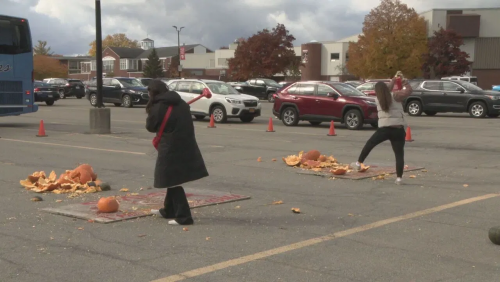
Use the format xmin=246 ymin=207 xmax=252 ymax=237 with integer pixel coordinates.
xmin=409 ymin=175 xmax=417 ymax=178
xmin=19 ymin=164 xmax=104 ymax=195
xmin=183 ymin=227 xmax=189 ymax=231
xmin=463 ymin=184 xmax=469 ymax=187
xmin=257 ymin=157 xmax=262 ymax=162
xmin=31 ymin=196 xmax=43 ymax=202
xmin=282 ymin=150 xmax=370 ymax=176
xmin=272 ymin=200 xmax=283 ymax=205
xmin=291 ymin=208 xmax=301 ymax=214
xmin=119 ymin=188 xmax=129 ymax=192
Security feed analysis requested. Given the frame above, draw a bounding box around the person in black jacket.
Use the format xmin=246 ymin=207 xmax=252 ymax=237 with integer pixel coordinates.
xmin=146 ymin=79 xmax=209 ymax=225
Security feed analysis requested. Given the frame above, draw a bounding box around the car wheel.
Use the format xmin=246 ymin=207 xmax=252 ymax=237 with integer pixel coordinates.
xmin=267 ymin=92 xmax=275 ymax=103
xmin=406 ymin=100 xmax=422 ymax=116
xmin=469 ymin=101 xmax=487 ymax=118
xmin=45 ymin=100 xmax=54 ymax=106
xmin=424 ymin=111 xmax=437 ymax=116
xmin=240 ymin=116 xmax=254 ymax=123
xmin=194 ymin=115 xmax=205 ymax=120
xmin=371 ymin=122 xmax=378 ymax=128
xmin=309 ymin=121 xmax=322 ymax=126
xmin=122 ymin=94 xmax=133 ymax=108
xmin=114 ymin=103 xmax=122 ymax=107
xmin=89 ymin=94 xmax=97 ymax=107
xmin=487 ymin=114 xmax=499 ymax=118
xmin=344 ymin=109 xmax=364 ymax=130
xmin=211 ymin=105 xmax=227 ymax=123
xmin=281 ymin=107 xmax=299 ymax=126
xmin=59 ymin=90 xmax=65 ymax=99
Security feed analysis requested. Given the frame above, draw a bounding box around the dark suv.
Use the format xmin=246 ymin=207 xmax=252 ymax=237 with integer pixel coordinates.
xmin=232 ymin=78 xmax=281 ymax=102
xmin=42 ymin=78 xmax=85 ymax=99
xmin=404 ymin=79 xmax=500 ymax=118
xmin=272 ymin=81 xmax=378 ymax=130
xmin=34 ymin=81 xmax=59 ymax=106
xmin=87 ymin=77 xmax=148 ymax=108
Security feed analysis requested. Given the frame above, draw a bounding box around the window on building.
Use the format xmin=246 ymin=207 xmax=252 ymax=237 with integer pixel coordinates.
xmin=68 ymin=60 xmax=80 ymax=70
xmin=218 ymin=58 xmax=228 ymax=66
xmin=330 ymin=53 xmax=340 ymax=61
xmin=91 ymin=61 xmax=96 ymax=71
xmin=120 ymin=59 xmax=127 ymax=70
xmin=103 ymin=60 xmax=114 ymax=73
xmin=345 ymin=53 xmax=349 ymax=62
xmin=81 ymin=62 xmax=91 ymax=73
xmin=159 ymin=59 xmax=166 ymax=70
xmin=128 ymin=59 xmax=138 ymax=70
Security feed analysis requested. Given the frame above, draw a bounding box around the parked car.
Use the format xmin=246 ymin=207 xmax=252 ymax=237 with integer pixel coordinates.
xmin=34 ymin=81 xmax=59 ymax=106
xmin=441 ymin=76 xmax=478 ymax=85
xmin=344 ymin=80 xmax=363 ymax=88
xmin=232 ymin=78 xmax=281 ymax=102
xmin=403 ymin=79 xmax=500 ymax=118
xmin=86 ymin=77 xmax=148 ymax=108
xmin=139 ymin=78 xmax=153 ymax=87
xmin=273 ymin=81 xmax=378 ymax=130
xmin=168 ymin=79 xmax=261 ymax=123
xmin=42 ymin=78 xmax=85 ymax=99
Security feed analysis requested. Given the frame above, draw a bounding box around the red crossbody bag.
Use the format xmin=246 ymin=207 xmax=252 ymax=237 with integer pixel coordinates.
xmin=152 ymin=105 xmax=173 ymax=150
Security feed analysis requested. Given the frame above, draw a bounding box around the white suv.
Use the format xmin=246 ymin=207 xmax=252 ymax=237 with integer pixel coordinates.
xmin=168 ymin=79 xmax=262 ymax=123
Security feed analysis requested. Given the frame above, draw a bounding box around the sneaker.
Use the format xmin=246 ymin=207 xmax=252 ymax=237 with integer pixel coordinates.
xmin=395 ymin=178 xmax=402 ymax=185
xmin=150 ymin=209 xmax=161 ymax=216
xmin=350 ymin=162 xmax=361 ymax=171
xmin=168 ymin=220 xmax=180 ymax=225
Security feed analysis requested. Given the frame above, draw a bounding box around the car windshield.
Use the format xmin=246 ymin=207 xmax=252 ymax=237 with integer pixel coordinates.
xmin=206 ymin=82 xmax=240 ymax=95
xmin=330 ymin=83 xmax=366 ymax=96
xmin=262 ymin=79 xmax=281 ymax=87
xmin=456 ymin=81 xmax=483 ymax=91
xmin=117 ymin=78 xmax=143 ymax=87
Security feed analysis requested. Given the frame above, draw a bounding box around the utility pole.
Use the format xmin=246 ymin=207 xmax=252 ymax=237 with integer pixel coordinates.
xmin=95 ymin=0 xmax=103 ymax=108
xmin=173 ymin=26 xmax=184 ymax=78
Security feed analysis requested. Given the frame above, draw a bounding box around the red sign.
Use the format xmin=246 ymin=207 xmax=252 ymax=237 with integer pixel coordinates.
xmin=180 ymin=46 xmax=185 ymax=60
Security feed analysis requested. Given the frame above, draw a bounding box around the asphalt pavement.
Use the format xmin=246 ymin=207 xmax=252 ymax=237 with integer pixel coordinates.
xmin=1 ymin=98 xmax=499 ymax=282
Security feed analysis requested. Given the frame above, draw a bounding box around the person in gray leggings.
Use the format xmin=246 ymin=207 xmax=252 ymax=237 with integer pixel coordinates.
xmin=353 ymin=74 xmax=413 ymax=184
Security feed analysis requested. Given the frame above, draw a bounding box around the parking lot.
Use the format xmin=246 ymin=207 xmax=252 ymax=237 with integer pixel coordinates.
xmin=1 ymin=98 xmax=500 ymax=282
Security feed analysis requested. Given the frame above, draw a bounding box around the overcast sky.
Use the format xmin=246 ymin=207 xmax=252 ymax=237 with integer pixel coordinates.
xmin=3 ymin=0 xmax=499 ymax=55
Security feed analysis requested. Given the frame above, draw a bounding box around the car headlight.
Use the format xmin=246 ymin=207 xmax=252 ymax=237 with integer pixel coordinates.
xmin=225 ymin=98 xmax=242 ymax=105
xmin=486 ymin=95 xmax=500 ymax=100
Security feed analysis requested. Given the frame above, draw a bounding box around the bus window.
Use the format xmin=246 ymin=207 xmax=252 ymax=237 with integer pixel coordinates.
xmin=0 ymin=17 xmax=31 ymax=54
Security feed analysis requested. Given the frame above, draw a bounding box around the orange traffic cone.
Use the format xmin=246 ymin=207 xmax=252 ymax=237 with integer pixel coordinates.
xmin=266 ymin=117 xmax=275 ymax=132
xmin=327 ymin=121 xmax=336 ymax=136
xmin=405 ymin=126 xmax=414 ymax=142
xmin=36 ymin=120 xmax=47 ymax=137
xmin=207 ymin=115 xmax=216 ymax=128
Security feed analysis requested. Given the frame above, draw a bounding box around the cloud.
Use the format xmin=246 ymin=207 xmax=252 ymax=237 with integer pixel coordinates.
xmin=2 ymin=0 xmax=498 ymax=55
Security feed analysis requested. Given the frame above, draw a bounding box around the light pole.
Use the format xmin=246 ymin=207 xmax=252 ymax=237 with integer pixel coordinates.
xmin=173 ymin=26 xmax=184 ymax=78
xmin=89 ymin=0 xmax=111 ymax=134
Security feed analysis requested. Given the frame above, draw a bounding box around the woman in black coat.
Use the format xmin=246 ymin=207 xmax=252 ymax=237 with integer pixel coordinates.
xmin=145 ymin=79 xmax=209 ymax=225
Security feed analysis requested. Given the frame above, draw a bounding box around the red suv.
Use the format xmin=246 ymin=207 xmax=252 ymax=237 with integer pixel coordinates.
xmin=272 ymin=81 xmax=379 ymax=130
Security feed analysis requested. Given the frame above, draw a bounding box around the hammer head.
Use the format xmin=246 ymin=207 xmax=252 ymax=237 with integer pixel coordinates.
xmin=202 ymin=88 xmax=212 ymax=99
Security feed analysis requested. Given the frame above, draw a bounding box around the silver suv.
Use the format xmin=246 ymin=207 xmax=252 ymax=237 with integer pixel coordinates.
xmin=168 ymin=79 xmax=262 ymax=123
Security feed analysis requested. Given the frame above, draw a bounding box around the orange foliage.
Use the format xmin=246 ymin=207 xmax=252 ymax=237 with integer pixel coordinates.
xmin=33 ymin=55 xmax=67 ymax=80
xmin=88 ymin=33 xmax=139 ymax=57
xmin=346 ymin=0 xmax=428 ymax=79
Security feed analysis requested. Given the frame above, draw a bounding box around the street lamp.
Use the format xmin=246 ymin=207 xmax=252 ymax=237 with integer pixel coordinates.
xmin=89 ymin=0 xmax=111 ymax=134
xmin=173 ymin=26 xmax=184 ymax=78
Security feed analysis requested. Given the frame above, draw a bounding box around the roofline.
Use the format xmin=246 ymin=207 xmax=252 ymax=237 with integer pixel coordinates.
xmin=419 ymin=7 xmax=500 ymax=14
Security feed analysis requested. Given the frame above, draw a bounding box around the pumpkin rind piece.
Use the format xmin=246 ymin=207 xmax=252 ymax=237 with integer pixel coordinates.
xmin=20 ymin=179 xmax=36 ymax=188
xmin=283 ymin=155 xmax=301 ymax=166
xmin=48 ymin=171 xmax=57 ymax=182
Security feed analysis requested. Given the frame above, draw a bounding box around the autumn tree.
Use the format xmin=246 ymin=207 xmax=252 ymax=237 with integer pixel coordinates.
xmin=33 ymin=55 xmax=67 ymax=80
xmin=346 ymin=0 xmax=428 ymax=79
xmin=88 ymin=33 xmax=140 ymax=56
xmin=166 ymin=56 xmax=180 ymax=78
xmin=33 ymin=40 xmax=53 ymax=56
xmin=227 ymin=23 xmax=297 ymax=81
xmin=421 ymin=28 xmax=472 ymax=79
xmin=142 ymin=48 xmax=164 ymax=78
xmin=284 ymin=56 xmax=303 ymax=79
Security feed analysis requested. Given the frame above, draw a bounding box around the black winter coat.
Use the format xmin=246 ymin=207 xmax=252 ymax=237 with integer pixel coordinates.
xmin=146 ymin=91 xmax=208 ymax=188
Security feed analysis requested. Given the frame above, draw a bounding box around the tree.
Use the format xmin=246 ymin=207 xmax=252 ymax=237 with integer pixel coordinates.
xmin=33 ymin=40 xmax=53 ymax=56
xmin=88 ymin=33 xmax=140 ymax=56
xmin=421 ymin=28 xmax=472 ymax=79
xmin=33 ymin=55 xmax=67 ymax=80
xmin=335 ymin=63 xmax=350 ymax=75
xmin=227 ymin=23 xmax=297 ymax=81
xmin=166 ymin=56 xmax=180 ymax=78
xmin=283 ymin=56 xmax=303 ymax=78
xmin=142 ymin=48 xmax=164 ymax=78
xmin=346 ymin=0 xmax=428 ymax=79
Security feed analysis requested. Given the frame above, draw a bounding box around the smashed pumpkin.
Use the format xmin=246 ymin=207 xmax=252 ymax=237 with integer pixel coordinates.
xmin=282 ymin=155 xmax=301 ymax=167
xmin=359 ymin=163 xmax=370 ymax=172
xmin=331 ymin=166 xmax=349 ymax=175
xmin=303 ymin=150 xmax=321 ymax=161
xmin=97 ymin=197 xmax=119 ymax=213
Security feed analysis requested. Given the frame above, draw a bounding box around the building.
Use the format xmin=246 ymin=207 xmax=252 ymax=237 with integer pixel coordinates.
xmin=56 ymin=38 xmax=215 ymax=81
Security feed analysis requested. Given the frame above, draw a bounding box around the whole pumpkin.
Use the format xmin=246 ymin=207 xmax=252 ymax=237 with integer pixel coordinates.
xmin=303 ymin=150 xmax=321 ymax=161
xmin=97 ymin=197 xmax=119 ymax=213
